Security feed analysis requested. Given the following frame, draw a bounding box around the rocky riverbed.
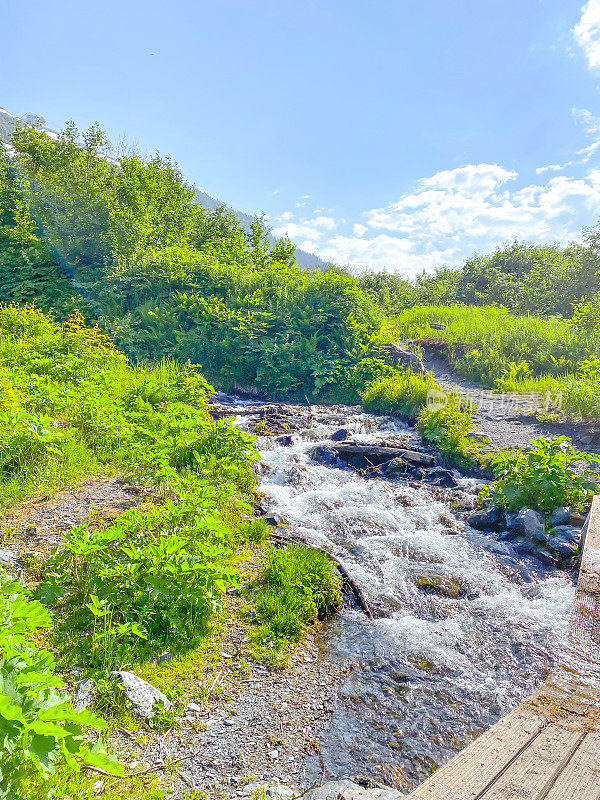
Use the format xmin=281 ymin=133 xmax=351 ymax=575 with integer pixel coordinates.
xmin=200 ymin=396 xmax=577 ymax=795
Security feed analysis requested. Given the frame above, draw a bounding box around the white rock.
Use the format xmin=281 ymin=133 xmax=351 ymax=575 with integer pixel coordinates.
xmin=109 ymin=671 xmax=171 ymax=718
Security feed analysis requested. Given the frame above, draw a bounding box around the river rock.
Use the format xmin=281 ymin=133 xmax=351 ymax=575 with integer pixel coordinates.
xmin=533 ymin=547 xmax=560 ymax=568
xmin=109 ymin=671 xmax=172 ymax=718
xmin=512 ymin=537 xmax=536 ymax=555
xmin=548 ymin=525 xmax=582 ymax=544
xmin=330 ymin=428 xmax=349 ymax=442
xmin=424 ymin=467 xmax=459 ymax=488
xmin=511 ymin=509 xmax=546 ymax=541
xmin=416 ymin=573 xmax=465 ymax=599
xmin=275 ymin=434 xmax=293 ymax=446
xmin=382 ymin=458 xmax=409 ymax=478
xmin=467 ymin=506 xmax=503 ymax=530
xmin=306 ymin=780 xmax=405 ymax=800
xmin=548 ymin=507 xmax=572 ymax=528
xmin=311 ymin=445 xmax=339 ymax=466
xmin=73 ymin=678 xmax=96 ymax=710
xmin=547 ymin=539 xmax=578 ymax=559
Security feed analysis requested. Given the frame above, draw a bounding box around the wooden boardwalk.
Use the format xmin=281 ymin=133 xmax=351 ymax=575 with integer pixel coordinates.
xmin=408 ymin=496 xmax=600 ymax=800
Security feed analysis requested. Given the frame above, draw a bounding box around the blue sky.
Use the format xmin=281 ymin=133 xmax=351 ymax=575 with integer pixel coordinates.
xmin=3 ymin=0 xmax=600 ymax=275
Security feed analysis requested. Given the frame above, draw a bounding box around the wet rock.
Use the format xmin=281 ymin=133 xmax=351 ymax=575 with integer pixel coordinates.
xmin=511 ymin=509 xmax=546 ymax=541
xmin=533 ymin=547 xmax=560 ymax=568
xmin=424 ymin=467 xmax=458 ymax=488
xmin=415 ymin=573 xmax=465 ymax=599
xmin=547 ymin=539 xmax=578 ymax=559
xmin=276 ymin=435 xmax=293 ymax=447
xmin=548 ymin=507 xmax=572 ymax=528
xmin=306 ymin=780 xmax=405 ymax=800
xmin=548 ymin=525 xmax=581 ymax=544
xmin=467 ymin=506 xmax=503 ymax=530
xmin=109 ymin=671 xmax=172 ymax=718
xmin=73 ymin=678 xmax=95 ymax=711
xmin=382 ymin=458 xmax=409 ymax=478
xmin=310 ymin=445 xmax=339 ymax=466
xmin=496 ymin=530 xmax=516 ymax=542
xmin=512 ymin=537 xmax=536 ymax=555
xmin=330 ymin=428 xmax=349 ymax=442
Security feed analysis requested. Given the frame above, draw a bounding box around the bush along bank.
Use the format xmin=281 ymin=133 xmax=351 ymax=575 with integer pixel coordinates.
xmin=0 ymin=304 xmax=343 ymax=799
xmin=468 ymin=437 xmax=599 ymax=568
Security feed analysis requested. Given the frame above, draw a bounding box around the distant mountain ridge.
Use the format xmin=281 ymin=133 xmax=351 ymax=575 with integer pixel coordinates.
xmin=0 ymin=107 xmax=327 ymax=271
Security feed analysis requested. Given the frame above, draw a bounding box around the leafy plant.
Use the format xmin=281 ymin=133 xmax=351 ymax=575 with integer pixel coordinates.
xmin=486 ymin=437 xmax=600 ymax=514
xmin=0 ymin=574 xmax=122 ymax=798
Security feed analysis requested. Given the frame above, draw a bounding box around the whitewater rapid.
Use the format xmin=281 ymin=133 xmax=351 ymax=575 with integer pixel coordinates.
xmin=223 ymin=397 xmax=575 ymax=788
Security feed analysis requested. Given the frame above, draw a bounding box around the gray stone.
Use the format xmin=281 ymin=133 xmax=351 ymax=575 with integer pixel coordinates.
xmin=383 ymin=458 xmax=409 ymax=478
xmin=548 ymin=526 xmax=582 ymax=545
xmin=547 ymin=539 xmax=578 ymax=559
xmin=306 ymin=780 xmax=405 ymax=800
xmin=109 ymin=671 xmax=172 ymax=718
xmin=513 ymin=508 xmax=546 ymax=540
xmin=424 ymin=467 xmax=458 ymax=488
xmin=73 ymin=678 xmax=95 ymax=711
xmin=533 ymin=547 xmax=560 ymax=567
xmin=311 ymin=445 xmax=339 ymax=466
xmin=467 ymin=506 xmax=503 ymax=530
xmin=186 ymin=702 xmax=201 ymax=713
xmin=156 ymin=651 xmax=174 ymax=664
xmin=512 ymin=537 xmax=536 ymax=555
xmin=330 ymin=428 xmax=349 ymax=442
xmin=503 ymin=511 xmax=521 ymax=531
xmin=0 ymin=549 xmax=16 ymax=566
xmin=548 ymin=507 xmax=572 ymax=528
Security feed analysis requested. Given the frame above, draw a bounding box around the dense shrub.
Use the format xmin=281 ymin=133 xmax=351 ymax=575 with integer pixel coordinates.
xmin=484 ymin=437 xmax=600 ymax=514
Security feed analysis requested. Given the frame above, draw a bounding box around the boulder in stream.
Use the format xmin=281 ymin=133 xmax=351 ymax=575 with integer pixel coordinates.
xmin=467 ymin=505 xmax=503 ymax=530
xmin=311 ymin=445 xmax=340 ymax=466
xmin=330 ymin=428 xmax=349 ymax=442
xmin=424 ymin=466 xmax=459 ymax=488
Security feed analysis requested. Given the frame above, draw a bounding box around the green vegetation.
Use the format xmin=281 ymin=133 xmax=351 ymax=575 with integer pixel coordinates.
xmin=0 ymin=305 xmax=344 ymax=797
xmin=0 ymin=573 xmax=123 ymax=799
xmin=1 ymin=124 xmax=380 ymax=401
xmin=483 ymin=437 xmax=600 ymax=515
xmin=250 ymin=545 xmax=342 ymax=666
xmin=361 ymin=370 xmax=436 ymax=421
xmin=384 ymin=304 xmax=600 ymax=419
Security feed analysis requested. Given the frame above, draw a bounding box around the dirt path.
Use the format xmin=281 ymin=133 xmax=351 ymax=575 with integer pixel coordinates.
xmin=422 ymin=353 xmax=600 ymax=454
xmin=0 ymin=478 xmax=143 ymax=566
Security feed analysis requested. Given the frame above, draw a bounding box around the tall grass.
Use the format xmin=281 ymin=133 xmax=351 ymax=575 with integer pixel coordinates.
xmin=380 ymin=305 xmax=600 ymax=419
xmin=361 ymin=371 xmax=436 ymax=420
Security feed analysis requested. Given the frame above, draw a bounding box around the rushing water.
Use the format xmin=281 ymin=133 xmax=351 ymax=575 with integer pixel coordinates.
xmin=220 ymin=396 xmax=575 ymax=790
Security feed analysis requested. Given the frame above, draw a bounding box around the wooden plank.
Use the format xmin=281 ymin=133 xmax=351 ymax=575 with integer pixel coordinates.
xmin=407 ymin=706 xmax=547 ymax=800
xmin=479 ymin=720 xmax=584 ymax=800
xmin=544 ymin=732 xmax=600 ymax=800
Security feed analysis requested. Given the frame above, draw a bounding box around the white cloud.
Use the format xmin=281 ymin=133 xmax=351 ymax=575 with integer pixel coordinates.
xmin=276 ymin=163 xmax=600 ymax=275
xmin=271 ymin=188 xmax=280 ymax=195
xmin=535 ymin=164 xmax=565 ymax=174
xmin=573 ymin=0 xmax=600 ymax=71
xmin=272 ymin=214 xmax=337 ymax=242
